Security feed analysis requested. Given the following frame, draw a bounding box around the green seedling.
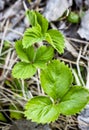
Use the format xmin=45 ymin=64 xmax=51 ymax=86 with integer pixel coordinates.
xmin=24 ymin=60 xmax=89 ymax=124
xmin=12 ymin=10 xmax=89 ymax=124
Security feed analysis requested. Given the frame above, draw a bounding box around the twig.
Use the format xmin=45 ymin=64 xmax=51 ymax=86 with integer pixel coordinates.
xmin=76 ymin=47 xmax=85 ymax=86
xmin=0 ymin=122 xmax=11 ymax=126
xmin=67 ymin=37 xmax=89 ymax=45
xmin=0 ymin=48 xmax=14 ymax=57
xmin=0 ymin=91 xmax=17 ymax=109
xmin=72 ymin=69 xmax=81 ymax=86
xmin=7 ymin=28 xmax=23 ymax=36
xmin=0 ymin=109 xmax=24 ymax=114
xmin=23 ymin=1 xmax=28 ymax=11
xmin=58 ymin=57 xmax=86 ymax=67
xmin=37 ymin=69 xmax=41 ymax=95
xmin=21 ymin=79 xmax=27 ymax=100
xmin=0 ymin=20 xmax=9 ymax=55
xmin=83 ymin=44 xmax=89 ymax=55
xmin=86 ymin=60 xmax=89 ymax=89
xmin=0 ymin=49 xmax=12 ymax=81
xmin=65 ymin=40 xmax=78 ymax=57
xmin=0 ymin=86 xmax=27 ymax=101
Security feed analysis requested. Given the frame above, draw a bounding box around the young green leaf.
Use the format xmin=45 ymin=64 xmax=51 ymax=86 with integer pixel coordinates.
xmin=22 ymin=26 xmax=44 ymax=48
xmin=26 ymin=10 xmax=49 ymax=33
xmin=35 ymin=11 xmax=49 ymax=33
xmin=15 ymin=40 xmax=29 ymax=62
xmin=40 ymin=60 xmax=73 ymax=100
xmin=46 ymin=29 xmax=65 ymax=54
xmin=45 ymin=33 xmax=53 ymax=43
xmin=58 ymin=86 xmax=89 ymax=115
xmin=34 ymin=46 xmax=54 ymax=68
xmin=26 ymin=10 xmax=38 ymax=26
xmin=25 ymin=46 xmax=35 ymax=62
xmin=24 ymin=96 xmax=60 ymax=124
xmin=12 ymin=62 xmax=36 ymax=79
xmin=15 ymin=40 xmax=35 ymax=62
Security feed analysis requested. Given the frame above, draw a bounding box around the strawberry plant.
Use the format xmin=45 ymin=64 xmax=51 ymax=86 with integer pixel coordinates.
xmin=12 ymin=10 xmax=89 ymax=124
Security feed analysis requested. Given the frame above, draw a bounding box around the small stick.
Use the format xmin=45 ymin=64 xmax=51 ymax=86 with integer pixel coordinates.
xmin=23 ymin=1 xmax=28 ymax=11
xmin=86 ymin=60 xmax=89 ymax=89
xmin=67 ymin=37 xmax=89 ymax=45
xmin=76 ymin=47 xmax=85 ymax=86
xmin=0 ymin=20 xmax=9 ymax=55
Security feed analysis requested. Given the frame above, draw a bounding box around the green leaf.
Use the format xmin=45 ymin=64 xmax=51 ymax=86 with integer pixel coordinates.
xmin=12 ymin=62 xmax=36 ymax=79
xmin=15 ymin=40 xmax=35 ymax=62
xmin=10 ymin=105 xmax=23 ymax=119
xmin=40 ymin=60 xmax=73 ymax=100
xmin=35 ymin=11 xmax=49 ymax=33
xmin=34 ymin=46 xmax=54 ymax=68
xmin=25 ymin=46 xmax=35 ymax=62
xmin=22 ymin=26 xmax=44 ymax=48
xmin=0 ymin=113 xmax=7 ymax=122
xmin=24 ymin=96 xmax=60 ymax=124
xmin=59 ymin=86 xmax=89 ymax=115
xmin=26 ymin=10 xmax=49 ymax=33
xmin=15 ymin=40 xmax=29 ymax=62
xmin=45 ymin=33 xmax=53 ymax=43
xmin=26 ymin=10 xmax=38 ymax=26
xmin=46 ymin=29 xmax=65 ymax=54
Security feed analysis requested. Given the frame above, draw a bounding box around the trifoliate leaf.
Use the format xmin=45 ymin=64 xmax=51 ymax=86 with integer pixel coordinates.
xmin=46 ymin=29 xmax=65 ymax=54
xmin=12 ymin=62 xmax=36 ymax=79
xmin=26 ymin=10 xmax=38 ymax=26
xmin=40 ymin=60 xmax=73 ymax=100
xmin=35 ymin=11 xmax=49 ymax=33
xmin=22 ymin=26 xmax=44 ymax=48
xmin=34 ymin=46 xmax=54 ymax=68
xmin=24 ymin=96 xmax=60 ymax=124
xmin=15 ymin=40 xmax=35 ymax=63
xmin=59 ymin=86 xmax=89 ymax=115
